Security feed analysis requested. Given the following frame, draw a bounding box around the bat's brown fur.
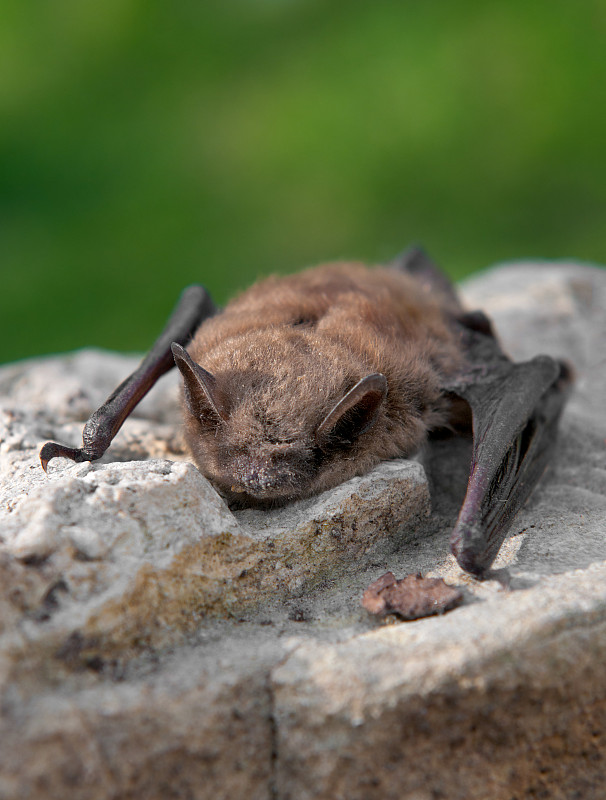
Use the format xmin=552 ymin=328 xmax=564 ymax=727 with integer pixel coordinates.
xmin=179 ymin=263 xmax=464 ymax=506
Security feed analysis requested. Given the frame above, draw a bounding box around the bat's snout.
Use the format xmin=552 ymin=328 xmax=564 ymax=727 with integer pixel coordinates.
xmin=229 ymin=456 xmax=299 ymax=500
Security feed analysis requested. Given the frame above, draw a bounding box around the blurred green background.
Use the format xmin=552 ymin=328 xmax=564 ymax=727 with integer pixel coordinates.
xmin=2 ymin=0 xmax=605 ymax=365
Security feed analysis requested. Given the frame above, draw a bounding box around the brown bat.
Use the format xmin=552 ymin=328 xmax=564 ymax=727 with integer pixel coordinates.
xmin=40 ymin=248 xmax=571 ymax=577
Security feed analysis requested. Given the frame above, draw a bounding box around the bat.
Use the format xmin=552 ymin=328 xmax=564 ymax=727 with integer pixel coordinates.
xmin=39 ymin=247 xmax=571 ymax=578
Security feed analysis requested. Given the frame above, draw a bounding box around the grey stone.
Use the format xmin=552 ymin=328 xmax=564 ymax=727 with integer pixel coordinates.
xmin=461 ymin=260 xmax=606 ymax=429
xmin=0 ymin=261 xmax=605 ymax=799
xmin=0 ymin=637 xmax=279 ymax=800
xmin=0 ymin=348 xmax=181 ymax=424
xmin=272 ymin=562 xmax=606 ymax=800
xmin=0 ymin=444 xmax=427 ymax=670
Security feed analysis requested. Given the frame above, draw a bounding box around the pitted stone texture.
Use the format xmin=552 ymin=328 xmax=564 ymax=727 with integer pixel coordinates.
xmin=0 ymin=349 xmax=181 ymax=424
xmin=2 ymin=459 xmax=231 ymax=562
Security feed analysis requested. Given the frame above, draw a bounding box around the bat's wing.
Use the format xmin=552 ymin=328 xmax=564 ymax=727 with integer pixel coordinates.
xmin=442 ymin=320 xmax=571 ymax=576
xmin=392 ymin=247 xmax=572 ymax=577
xmin=40 ymin=284 xmax=216 ymax=471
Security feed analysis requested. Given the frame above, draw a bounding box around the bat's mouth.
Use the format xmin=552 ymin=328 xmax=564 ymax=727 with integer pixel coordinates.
xmin=227 ymin=480 xmax=297 ymax=504
xmin=221 ymin=485 xmax=299 ymax=510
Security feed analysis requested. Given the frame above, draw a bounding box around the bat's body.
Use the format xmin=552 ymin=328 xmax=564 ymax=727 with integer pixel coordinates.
xmin=181 ymin=263 xmax=464 ymax=506
xmin=40 ymin=249 xmax=571 ymax=578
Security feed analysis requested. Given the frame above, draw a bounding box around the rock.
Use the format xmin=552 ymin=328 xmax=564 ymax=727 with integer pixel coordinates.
xmin=461 ymin=260 xmax=606 ymax=430
xmin=0 ymin=261 xmax=605 ymax=799
xmin=0 ymin=637 xmax=280 ymax=800
xmin=0 ymin=349 xmax=182 ymax=423
xmin=0 ymin=452 xmax=427 ymax=672
xmin=272 ymin=563 xmax=606 ymax=800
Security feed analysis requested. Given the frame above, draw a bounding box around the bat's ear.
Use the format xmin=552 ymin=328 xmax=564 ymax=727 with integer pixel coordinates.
xmin=316 ymin=374 xmax=387 ymax=445
xmin=171 ymin=343 xmax=229 ymax=423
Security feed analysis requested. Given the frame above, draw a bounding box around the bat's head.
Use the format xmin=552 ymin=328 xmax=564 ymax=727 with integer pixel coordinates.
xmin=171 ymin=340 xmax=392 ymax=507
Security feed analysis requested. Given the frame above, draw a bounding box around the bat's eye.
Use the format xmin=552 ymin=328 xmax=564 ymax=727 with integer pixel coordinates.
xmin=291 ymin=316 xmax=316 ymax=328
xmin=265 ymin=434 xmax=297 ymax=448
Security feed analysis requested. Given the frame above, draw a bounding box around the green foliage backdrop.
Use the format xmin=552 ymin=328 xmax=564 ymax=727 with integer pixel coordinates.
xmin=1 ymin=1 xmax=605 ymax=363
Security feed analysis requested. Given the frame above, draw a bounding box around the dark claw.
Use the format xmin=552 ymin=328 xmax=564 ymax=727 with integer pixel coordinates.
xmin=39 ymin=442 xmax=88 ymax=472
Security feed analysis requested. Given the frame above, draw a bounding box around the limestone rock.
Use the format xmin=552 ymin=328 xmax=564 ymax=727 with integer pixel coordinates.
xmin=0 ymin=261 xmax=605 ymax=799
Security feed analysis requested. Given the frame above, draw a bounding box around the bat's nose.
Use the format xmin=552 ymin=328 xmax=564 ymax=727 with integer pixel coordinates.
xmin=231 ymin=457 xmax=296 ymax=499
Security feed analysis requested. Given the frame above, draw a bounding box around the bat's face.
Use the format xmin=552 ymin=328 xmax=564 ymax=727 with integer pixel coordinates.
xmin=193 ymin=429 xmax=318 ymax=506
xmin=171 ymin=341 xmax=390 ymax=507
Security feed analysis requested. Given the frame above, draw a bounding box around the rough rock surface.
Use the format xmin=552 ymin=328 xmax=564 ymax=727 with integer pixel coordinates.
xmin=1 ymin=261 xmax=605 ymax=799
